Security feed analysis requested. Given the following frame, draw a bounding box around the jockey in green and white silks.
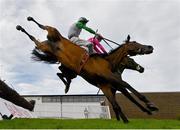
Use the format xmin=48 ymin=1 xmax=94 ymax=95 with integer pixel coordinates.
xmin=68 ymin=17 xmax=96 ymax=54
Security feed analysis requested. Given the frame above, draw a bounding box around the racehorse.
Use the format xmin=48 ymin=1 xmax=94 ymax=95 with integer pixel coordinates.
xmin=16 ymin=16 xmax=156 ymax=123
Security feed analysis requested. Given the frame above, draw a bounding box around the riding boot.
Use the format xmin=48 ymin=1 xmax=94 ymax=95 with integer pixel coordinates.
xmin=87 ymin=44 xmax=94 ymax=55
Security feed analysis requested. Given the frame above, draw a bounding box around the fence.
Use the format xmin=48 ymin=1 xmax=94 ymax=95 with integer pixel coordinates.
xmin=32 ymin=104 xmax=111 ymax=119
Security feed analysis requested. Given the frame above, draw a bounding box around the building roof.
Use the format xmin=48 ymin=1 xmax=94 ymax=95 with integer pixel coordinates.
xmin=21 ymin=91 xmax=180 ymax=97
xmin=22 ymin=94 xmax=105 ymax=97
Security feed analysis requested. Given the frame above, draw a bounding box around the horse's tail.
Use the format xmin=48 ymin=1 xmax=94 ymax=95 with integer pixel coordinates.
xmin=31 ymin=48 xmax=58 ymax=64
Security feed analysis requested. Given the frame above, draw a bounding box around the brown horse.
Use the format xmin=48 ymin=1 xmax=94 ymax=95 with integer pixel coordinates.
xmin=16 ymin=16 xmax=155 ymax=122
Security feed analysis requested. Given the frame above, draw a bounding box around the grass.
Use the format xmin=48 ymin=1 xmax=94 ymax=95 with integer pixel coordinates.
xmin=0 ymin=118 xmax=179 ymax=129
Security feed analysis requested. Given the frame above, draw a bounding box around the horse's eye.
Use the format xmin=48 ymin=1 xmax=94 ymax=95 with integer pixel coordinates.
xmin=56 ymin=47 xmax=61 ymax=51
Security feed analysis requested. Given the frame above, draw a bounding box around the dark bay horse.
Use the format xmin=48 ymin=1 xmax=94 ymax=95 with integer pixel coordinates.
xmin=101 ymin=57 xmax=158 ymax=120
xmin=16 ymin=16 xmax=156 ymax=122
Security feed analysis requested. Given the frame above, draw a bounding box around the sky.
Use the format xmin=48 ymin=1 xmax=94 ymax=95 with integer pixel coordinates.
xmin=0 ymin=0 xmax=180 ymax=95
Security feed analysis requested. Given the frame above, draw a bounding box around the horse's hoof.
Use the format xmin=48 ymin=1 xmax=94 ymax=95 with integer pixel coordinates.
xmin=16 ymin=25 xmax=22 ymax=31
xmin=148 ymin=106 xmax=159 ymax=112
xmin=65 ymin=84 xmax=70 ymax=94
xmin=65 ymin=88 xmax=69 ymax=94
xmin=147 ymin=110 xmax=152 ymax=115
xmin=147 ymin=103 xmax=159 ymax=112
xmin=139 ymin=67 xmax=144 ymax=73
xmin=123 ymin=120 xmax=129 ymax=123
xmin=29 ymin=100 xmax=36 ymax=111
xmin=27 ymin=16 xmax=34 ymax=21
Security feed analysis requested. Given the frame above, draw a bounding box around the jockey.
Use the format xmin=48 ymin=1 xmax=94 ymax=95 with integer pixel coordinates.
xmin=88 ymin=34 xmax=107 ymax=54
xmin=68 ymin=17 xmax=96 ymax=54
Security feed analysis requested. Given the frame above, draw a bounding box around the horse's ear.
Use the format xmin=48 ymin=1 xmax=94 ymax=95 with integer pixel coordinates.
xmin=126 ymin=35 xmax=131 ymax=43
xmin=125 ymin=35 xmax=131 ymax=43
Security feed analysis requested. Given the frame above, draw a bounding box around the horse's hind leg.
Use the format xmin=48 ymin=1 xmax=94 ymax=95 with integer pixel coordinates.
xmin=16 ymin=25 xmax=38 ymax=44
xmin=100 ymin=84 xmax=129 ymax=123
xmin=27 ymin=16 xmax=46 ymax=30
xmin=27 ymin=16 xmax=61 ymax=42
xmin=16 ymin=25 xmax=49 ymax=52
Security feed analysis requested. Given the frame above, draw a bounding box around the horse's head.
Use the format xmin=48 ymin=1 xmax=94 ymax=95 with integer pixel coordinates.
xmin=124 ymin=35 xmax=153 ymax=56
xmin=121 ymin=57 xmax=144 ymax=73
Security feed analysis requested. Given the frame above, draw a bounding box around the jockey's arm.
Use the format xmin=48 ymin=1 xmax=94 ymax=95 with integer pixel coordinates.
xmin=76 ymin=22 xmax=96 ymax=34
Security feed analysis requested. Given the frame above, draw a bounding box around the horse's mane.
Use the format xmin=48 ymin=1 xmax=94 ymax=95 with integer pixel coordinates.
xmin=31 ymin=48 xmax=58 ymax=64
xmin=108 ymin=43 xmax=124 ymax=55
xmin=90 ymin=53 xmax=108 ymax=58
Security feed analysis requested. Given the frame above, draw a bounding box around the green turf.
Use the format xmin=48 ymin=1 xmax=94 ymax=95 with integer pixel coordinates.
xmin=0 ymin=118 xmax=179 ymax=129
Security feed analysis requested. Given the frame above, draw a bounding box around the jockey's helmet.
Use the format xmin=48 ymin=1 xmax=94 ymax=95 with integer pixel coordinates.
xmin=78 ymin=17 xmax=89 ymax=23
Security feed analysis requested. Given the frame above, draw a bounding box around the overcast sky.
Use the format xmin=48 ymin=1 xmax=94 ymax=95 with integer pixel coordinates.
xmin=0 ymin=0 xmax=180 ymax=95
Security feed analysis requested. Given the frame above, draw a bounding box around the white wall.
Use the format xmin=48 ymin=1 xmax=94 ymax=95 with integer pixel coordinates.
xmin=33 ymin=102 xmax=108 ymax=119
xmin=24 ymin=96 xmax=110 ymax=119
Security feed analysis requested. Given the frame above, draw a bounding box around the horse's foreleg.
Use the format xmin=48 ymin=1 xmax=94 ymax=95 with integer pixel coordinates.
xmin=100 ymin=84 xmax=129 ymax=123
xmin=91 ymin=67 xmax=158 ymax=113
xmin=106 ymin=75 xmax=154 ymax=114
xmin=125 ymin=85 xmax=159 ymax=112
xmin=117 ymin=87 xmax=152 ymax=115
xmin=57 ymin=73 xmax=71 ymax=93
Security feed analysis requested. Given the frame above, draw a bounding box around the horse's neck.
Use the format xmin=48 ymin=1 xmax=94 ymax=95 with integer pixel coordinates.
xmin=105 ymin=46 xmax=128 ymax=69
xmin=117 ymin=65 xmax=125 ymax=74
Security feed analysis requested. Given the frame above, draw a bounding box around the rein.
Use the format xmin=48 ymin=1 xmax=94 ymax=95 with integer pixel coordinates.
xmin=103 ymin=37 xmax=121 ymax=46
xmin=94 ymin=30 xmax=113 ymax=49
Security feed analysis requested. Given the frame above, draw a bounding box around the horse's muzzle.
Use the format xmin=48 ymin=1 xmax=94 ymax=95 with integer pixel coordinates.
xmin=136 ymin=65 xmax=144 ymax=73
xmin=142 ymin=45 xmax=154 ymax=54
xmin=147 ymin=46 xmax=154 ymax=53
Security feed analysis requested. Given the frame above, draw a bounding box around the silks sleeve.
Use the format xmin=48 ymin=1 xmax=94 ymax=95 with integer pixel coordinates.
xmin=76 ymin=22 xmax=96 ymax=34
